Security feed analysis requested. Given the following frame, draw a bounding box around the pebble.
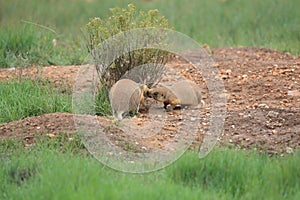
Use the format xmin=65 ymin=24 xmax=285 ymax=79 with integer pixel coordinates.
xmin=267 ymin=111 xmax=279 ymax=118
xmin=190 ymin=117 xmax=197 ymax=122
xmin=225 ymin=69 xmax=232 ymax=75
xmin=258 ymin=103 xmax=269 ymax=108
xmin=272 ymin=130 xmax=278 ymax=134
xmin=286 ymin=147 xmax=293 ymax=154
xmin=46 ymin=133 xmax=55 ymax=138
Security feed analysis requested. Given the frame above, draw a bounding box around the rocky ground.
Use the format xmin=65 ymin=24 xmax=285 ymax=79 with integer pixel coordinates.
xmin=0 ymin=47 xmax=299 ymax=156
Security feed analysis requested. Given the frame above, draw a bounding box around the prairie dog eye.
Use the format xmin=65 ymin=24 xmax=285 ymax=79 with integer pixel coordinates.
xmin=154 ymin=91 xmax=159 ymax=97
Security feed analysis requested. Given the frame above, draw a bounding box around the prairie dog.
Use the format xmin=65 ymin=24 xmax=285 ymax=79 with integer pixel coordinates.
xmin=146 ymin=80 xmax=201 ymax=110
xmin=109 ymin=79 xmax=148 ymax=119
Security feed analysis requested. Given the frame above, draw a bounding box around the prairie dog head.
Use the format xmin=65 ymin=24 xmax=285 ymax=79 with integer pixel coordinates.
xmin=146 ymin=87 xmax=168 ymax=102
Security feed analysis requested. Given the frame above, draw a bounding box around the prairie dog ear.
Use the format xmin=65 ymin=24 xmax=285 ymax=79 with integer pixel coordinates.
xmin=140 ymin=85 xmax=149 ymax=95
xmin=140 ymin=84 xmax=148 ymax=91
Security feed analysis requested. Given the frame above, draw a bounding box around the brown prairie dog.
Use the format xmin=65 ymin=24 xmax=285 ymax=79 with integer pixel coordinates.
xmin=109 ymin=79 xmax=148 ymax=119
xmin=146 ymin=80 xmax=202 ymax=110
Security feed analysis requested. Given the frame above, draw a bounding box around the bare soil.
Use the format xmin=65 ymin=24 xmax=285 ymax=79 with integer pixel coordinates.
xmin=0 ymin=47 xmax=299 ymax=155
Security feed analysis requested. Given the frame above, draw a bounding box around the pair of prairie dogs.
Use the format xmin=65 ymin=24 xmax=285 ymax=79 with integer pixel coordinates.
xmin=109 ymin=79 xmax=202 ymax=119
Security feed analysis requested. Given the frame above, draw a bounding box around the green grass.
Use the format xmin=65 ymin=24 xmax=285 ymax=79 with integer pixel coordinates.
xmin=170 ymin=149 xmax=300 ymax=199
xmin=0 ymin=79 xmax=71 ymax=123
xmin=0 ymin=140 xmax=299 ymax=200
xmin=0 ymin=26 xmax=54 ymax=68
xmin=0 ymin=25 xmax=86 ymax=68
xmin=95 ymin=86 xmax=112 ymax=116
xmin=1 ymin=0 xmax=299 ymax=68
xmin=0 ymin=78 xmax=111 ymax=124
xmin=157 ymin=0 xmax=300 ymax=53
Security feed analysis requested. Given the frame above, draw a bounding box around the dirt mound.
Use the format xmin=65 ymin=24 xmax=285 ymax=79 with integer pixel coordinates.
xmin=0 ymin=111 xmax=201 ymax=153
xmin=223 ymin=107 xmax=300 ymax=155
xmin=0 ymin=47 xmax=299 ymax=155
xmin=0 ymin=113 xmax=76 ymax=146
xmin=212 ymin=47 xmax=300 ymax=155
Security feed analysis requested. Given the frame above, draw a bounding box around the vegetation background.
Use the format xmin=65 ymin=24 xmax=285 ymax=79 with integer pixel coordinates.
xmin=0 ymin=0 xmax=299 ymax=68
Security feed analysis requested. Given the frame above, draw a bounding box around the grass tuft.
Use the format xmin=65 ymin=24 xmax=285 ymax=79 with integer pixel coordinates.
xmin=0 ymin=79 xmax=71 ymax=123
xmin=168 ymin=148 xmax=300 ymax=199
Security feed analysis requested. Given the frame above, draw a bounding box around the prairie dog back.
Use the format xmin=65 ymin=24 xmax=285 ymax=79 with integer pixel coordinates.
xmin=109 ymin=79 xmax=147 ymax=119
xmin=170 ymin=80 xmax=201 ymax=106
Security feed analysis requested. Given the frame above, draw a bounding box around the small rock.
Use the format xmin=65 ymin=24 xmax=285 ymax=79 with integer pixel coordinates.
xmin=141 ymin=146 xmax=147 ymax=151
xmin=242 ymin=74 xmax=248 ymax=79
xmin=286 ymin=147 xmax=293 ymax=154
xmin=267 ymin=111 xmax=279 ymax=118
xmin=287 ymin=90 xmax=300 ymax=96
xmin=258 ymin=103 xmax=269 ymax=108
xmin=24 ymin=143 xmax=33 ymax=148
xmin=225 ymin=69 xmax=232 ymax=75
xmin=177 ymin=122 xmax=184 ymax=126
xmin=46 ymin=133 xmax=55 ymax=138
xmin=221 ymin=75 xmax=229 ymax=80
xmin=52 ymin=39 xmax=57 ymax=46
xmin=190 ymin=117 xmax=197 ymax=122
